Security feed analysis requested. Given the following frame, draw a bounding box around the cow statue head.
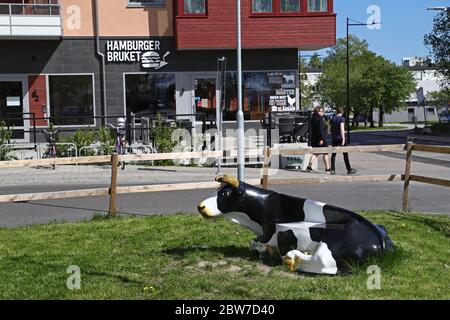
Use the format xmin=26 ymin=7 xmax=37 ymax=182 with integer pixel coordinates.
xmin=198 ymin=175 xmax=271 ymax=237
xmin=198 ymin=175 xmax=395 ymax=275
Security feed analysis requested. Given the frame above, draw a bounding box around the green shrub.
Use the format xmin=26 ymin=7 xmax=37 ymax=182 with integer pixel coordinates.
xmin=96 ymin=126 xmax=115 ymax=155
xmin=153 ymin=113 xmax=178 ymax=166
xmin=0 ymin=121 xmax=13 ymax=161
xmin=58 ymin=128 xmax=96 ymax=157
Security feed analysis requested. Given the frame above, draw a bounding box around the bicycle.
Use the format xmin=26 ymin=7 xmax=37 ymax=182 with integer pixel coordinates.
xmin=43 ymin=129 xmax=58 ymax=170
xmin=109 ymin=119 xmax=127 ymax=170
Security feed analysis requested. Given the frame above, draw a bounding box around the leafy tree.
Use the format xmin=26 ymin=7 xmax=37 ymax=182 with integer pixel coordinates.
xmin=426 ymin=88 xmax=450 ymax=109
xmin=317 ymin=36 xmax=415 ymax=127
xmin=424 ymin=10 xmax=450 ymax=86
xmin=308 ymin=53 xmax=323 ymax=69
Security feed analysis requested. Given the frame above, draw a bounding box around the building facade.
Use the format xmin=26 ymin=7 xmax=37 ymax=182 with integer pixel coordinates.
xmin=0 ymin=0 xmax=336 ymax=142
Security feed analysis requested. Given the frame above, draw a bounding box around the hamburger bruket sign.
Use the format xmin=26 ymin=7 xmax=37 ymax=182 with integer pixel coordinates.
xmin=105 ymin=40 xmax=170 ymax=70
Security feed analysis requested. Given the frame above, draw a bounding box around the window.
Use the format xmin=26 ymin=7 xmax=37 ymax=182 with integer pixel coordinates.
xmin=308 ymin=0 xmax=328 ymax=12
xmin=426 ymin=107 xmax=435 ymax=115
xmin=125 ymin=74 xmax=176 ymax=116
xmin=223 ymin=71 xmax=297 ymax=120
xmin=128 ymin=0 xmax=165 ymax=7
xmin=184 ymin=0 xmax=206 ymax=14
xmin=252 ymin=0 xmax=272 ymax=13
xmin=281 ymin=0 xmax=300 ymax=13
xmin=49 ymin=75 xmax=94 ymax=126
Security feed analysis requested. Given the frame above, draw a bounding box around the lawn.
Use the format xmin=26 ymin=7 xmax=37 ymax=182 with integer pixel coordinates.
xmin=0 ymin=211 xmax=448 ymax=300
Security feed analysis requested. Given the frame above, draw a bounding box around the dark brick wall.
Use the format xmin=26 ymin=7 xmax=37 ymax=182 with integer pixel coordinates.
xmin=0 ymin=38 xmax=298 ymax=121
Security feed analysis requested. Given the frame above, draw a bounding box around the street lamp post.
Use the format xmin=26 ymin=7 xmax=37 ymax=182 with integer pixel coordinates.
xmin=236 ymin=0 xmax=245 ymax=180
xmin=346 ymin=18 xmax=378 ymax=144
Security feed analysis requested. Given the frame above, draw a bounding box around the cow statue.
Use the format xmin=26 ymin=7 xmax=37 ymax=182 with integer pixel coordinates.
xmin=198 ymin=175 xmax=394 ymax=275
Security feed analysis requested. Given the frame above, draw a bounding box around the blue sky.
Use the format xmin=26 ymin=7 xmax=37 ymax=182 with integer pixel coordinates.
xmin=303 ymin=0 xmax=450 ymax=64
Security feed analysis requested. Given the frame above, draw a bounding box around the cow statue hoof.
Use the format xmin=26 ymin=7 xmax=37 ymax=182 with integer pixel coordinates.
xmin=198 ymin=175 xmax=395 ymax=275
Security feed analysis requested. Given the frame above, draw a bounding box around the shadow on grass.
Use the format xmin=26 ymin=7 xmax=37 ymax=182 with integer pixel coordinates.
xmin=163 ymin=245 xmax=260 ymax=261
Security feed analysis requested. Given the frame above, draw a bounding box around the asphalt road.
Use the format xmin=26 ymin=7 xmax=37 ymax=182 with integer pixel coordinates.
xmin=0 ymin=181 xmax=448 ymax=228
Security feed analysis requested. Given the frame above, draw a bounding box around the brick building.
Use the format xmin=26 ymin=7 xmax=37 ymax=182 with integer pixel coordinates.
xmin=0 ymin=0 xmax=335 ymax=142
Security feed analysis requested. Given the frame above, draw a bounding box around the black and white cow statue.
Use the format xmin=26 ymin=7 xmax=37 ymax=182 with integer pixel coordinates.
xmin=198 ymin=175 xmax=394 ymax=275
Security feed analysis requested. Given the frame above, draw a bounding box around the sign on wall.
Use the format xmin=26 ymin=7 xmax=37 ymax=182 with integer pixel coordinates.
xmin=268 ymin=72 xmax=296 ymax=112
xmin=105 ymin=40 xmax=170 ymax=70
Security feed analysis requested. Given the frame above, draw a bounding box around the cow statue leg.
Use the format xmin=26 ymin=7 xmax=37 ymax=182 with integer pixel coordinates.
xmin=284 ymin=242 xmax=338 ymax=275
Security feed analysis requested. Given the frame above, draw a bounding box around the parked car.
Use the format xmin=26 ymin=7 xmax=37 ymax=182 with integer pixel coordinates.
xmin=438 ymin=109 xmax=450 ymax=123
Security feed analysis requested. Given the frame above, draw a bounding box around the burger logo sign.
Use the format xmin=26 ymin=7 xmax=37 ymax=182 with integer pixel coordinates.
xmin=141 ymin=51 xmax=170 ymax=70
xmin=105 ymin=40 xmax=170 ymax=70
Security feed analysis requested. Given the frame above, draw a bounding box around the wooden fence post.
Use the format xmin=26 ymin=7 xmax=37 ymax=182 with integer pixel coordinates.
xmin=402 ymin=142 xmax=414 ymax=212
xmin=262 ymin=146 xmax=271 ymax=189
xmin=109 ymin=153 xmax=118 ymax=217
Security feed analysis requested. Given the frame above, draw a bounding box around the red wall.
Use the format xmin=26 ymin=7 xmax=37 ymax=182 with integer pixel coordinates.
xmin=175 ymin=0 xmax=336 ymax=50
xmin=28 ymin=75 xmax=48 ymax=127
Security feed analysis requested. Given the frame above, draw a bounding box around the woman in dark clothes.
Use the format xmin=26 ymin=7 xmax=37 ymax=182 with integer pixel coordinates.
xmin=306 ymin=106 xmax=331 ymax=173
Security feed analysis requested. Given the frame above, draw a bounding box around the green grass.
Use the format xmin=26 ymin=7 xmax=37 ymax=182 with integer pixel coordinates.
xmin=0 ymin=211 xmax=449 ymax=300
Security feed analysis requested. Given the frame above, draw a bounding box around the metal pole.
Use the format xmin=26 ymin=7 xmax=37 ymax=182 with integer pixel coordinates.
xmin=346 ymin=18 xmax=351 ymax=144
xmin=236 ymin=0 xmax=245 ymax=180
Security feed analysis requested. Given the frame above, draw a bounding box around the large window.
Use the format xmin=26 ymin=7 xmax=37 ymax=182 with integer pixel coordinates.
xmin=307 ymin=0 xmax=328 ymax=12
xmin=223 ymin=71 xmax=297 ymax=120
xmin=252 ymin=0 xmax=272 ymax=13
xmin=49 ymin=75 xmax=94 ymax=126
xmin=184 ymin=0 xmax=206 ymax=14
xmin=125 ymin=74 xmax=176 ymax=116
xmin=128 ymin=0 xmax=165 ymax=7
xmin=281 ymin=0 xmax=300 ymax=13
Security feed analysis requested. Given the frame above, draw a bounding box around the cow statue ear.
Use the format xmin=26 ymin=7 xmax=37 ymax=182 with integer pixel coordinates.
xmin=215 ymin=175 xmax=240 ymax=188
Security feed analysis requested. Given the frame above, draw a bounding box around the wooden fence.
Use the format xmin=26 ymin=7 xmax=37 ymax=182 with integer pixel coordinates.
xmin=0 ymin=142 xmax=448 ymax=215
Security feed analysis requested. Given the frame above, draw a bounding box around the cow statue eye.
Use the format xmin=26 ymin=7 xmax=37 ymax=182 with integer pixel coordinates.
xmin=223 ymin=190 xmax=232 ymax=197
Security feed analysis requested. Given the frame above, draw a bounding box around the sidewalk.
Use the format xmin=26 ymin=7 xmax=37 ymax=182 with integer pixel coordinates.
xmin=0 ymin=150 xmax=449 ymax=187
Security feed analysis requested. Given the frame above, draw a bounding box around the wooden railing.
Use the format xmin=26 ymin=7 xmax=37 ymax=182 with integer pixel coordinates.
xmin=402 ymin=143 xmax=450 ymax=211
xmin=0 ymin=142 xmax=448 ymax=215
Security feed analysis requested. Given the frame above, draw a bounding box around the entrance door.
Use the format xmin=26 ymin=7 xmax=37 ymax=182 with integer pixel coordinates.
xmin=193 ymin=77 xmax=216 ymax=119
xmin=0 ymin=77 xmax=29 ymax=142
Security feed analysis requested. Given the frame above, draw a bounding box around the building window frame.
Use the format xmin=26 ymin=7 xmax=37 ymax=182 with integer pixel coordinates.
xmin=177 ymin=0 xmax=208 ymax=17
xmin=250 ymin=0 xmax=333 ymax=17
xmin=45 ymin=73 xmax=97 ymax=128
xmin=127 ymin=0 xmax=166 ymax=8
xmin=122 ymin=72 xmax=177 ymax=118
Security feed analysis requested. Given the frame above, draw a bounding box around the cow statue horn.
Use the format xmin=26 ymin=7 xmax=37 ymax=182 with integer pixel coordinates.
xmin=215 ymin=175 xmax=240 ymax=188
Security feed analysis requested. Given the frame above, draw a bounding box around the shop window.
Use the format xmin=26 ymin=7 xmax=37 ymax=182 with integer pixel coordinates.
xmin=280 ymin=0 xmax=300 ymax=13
xmin=49 ymin=75 xmax=94 ymax=126
xmin=183 ymin=0 xmax=206 ymax=14
xmin=252 ymin=0 xmax=273 ymax=13
xmin=125 ymin=73 xmax=175 ymax=116
xmin=223 ymin=71 xmax=297 ymax=120
xmin=307 ymin=0 xmax=328 ymax=12
xmin=128 ymin=0 xmax=165 ymax=7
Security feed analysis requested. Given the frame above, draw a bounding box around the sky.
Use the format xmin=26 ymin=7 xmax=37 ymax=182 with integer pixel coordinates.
xmin=303 ymin=0 xmax=450 ymax=65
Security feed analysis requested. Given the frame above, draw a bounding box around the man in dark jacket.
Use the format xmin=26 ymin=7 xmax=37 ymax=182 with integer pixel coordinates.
xmin=306 ymin=106 xmax=331 ymax=173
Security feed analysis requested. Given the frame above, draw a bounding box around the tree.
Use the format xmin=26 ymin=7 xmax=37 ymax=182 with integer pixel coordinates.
xmin=317 ymin=36 xmax=416 ymax=127
xmin=426 ymin=88 xmax=450 ymax=109
xmin=308 ymin=53 xmax=323 ymax=69
xmin=424 ymin=10 xmax=450 ymax=86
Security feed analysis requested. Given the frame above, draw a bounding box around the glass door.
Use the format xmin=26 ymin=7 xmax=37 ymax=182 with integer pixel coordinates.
xmin=193 ymin=77 xmax=216 ymax=120
xmin=0 ymin=78 xmax=29 ymax=142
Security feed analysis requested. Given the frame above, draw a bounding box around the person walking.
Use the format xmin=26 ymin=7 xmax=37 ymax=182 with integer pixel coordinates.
xmin=306 ymin=106 xmax=331 ymax=173
xmin=329 ymin=106 xmax=357 ymax=175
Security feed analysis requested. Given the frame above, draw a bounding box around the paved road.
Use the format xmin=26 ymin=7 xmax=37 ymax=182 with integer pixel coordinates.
xmin=0 ymin=129 xmax=448 ymax=228
xmin=0 ymin=181 xmax=448 ymax=228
